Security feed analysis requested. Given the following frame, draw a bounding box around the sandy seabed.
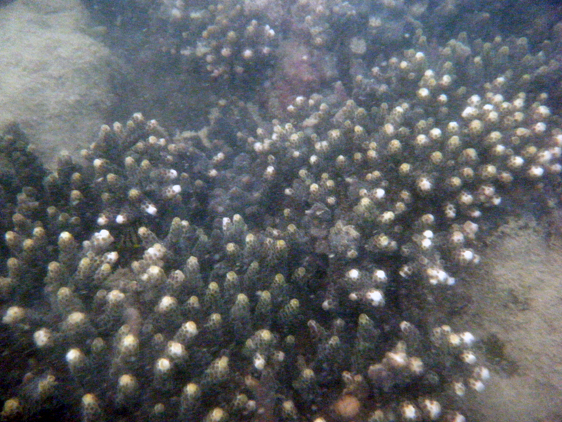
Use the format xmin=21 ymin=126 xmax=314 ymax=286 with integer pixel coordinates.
xmin=456 ymin=219 xmax=562 ymax=422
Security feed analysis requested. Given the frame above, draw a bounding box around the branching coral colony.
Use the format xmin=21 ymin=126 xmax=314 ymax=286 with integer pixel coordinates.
xmin=1 ymin=16 xmax=562 ymax=422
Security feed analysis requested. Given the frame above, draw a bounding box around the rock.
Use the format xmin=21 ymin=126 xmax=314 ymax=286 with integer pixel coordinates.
xmin=0 ymin=0 xmax=112 ymax=168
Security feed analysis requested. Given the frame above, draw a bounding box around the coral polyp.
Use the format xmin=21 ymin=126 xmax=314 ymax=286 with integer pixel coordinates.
xmin=2 ymin=0 xmax=562 ymax=421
